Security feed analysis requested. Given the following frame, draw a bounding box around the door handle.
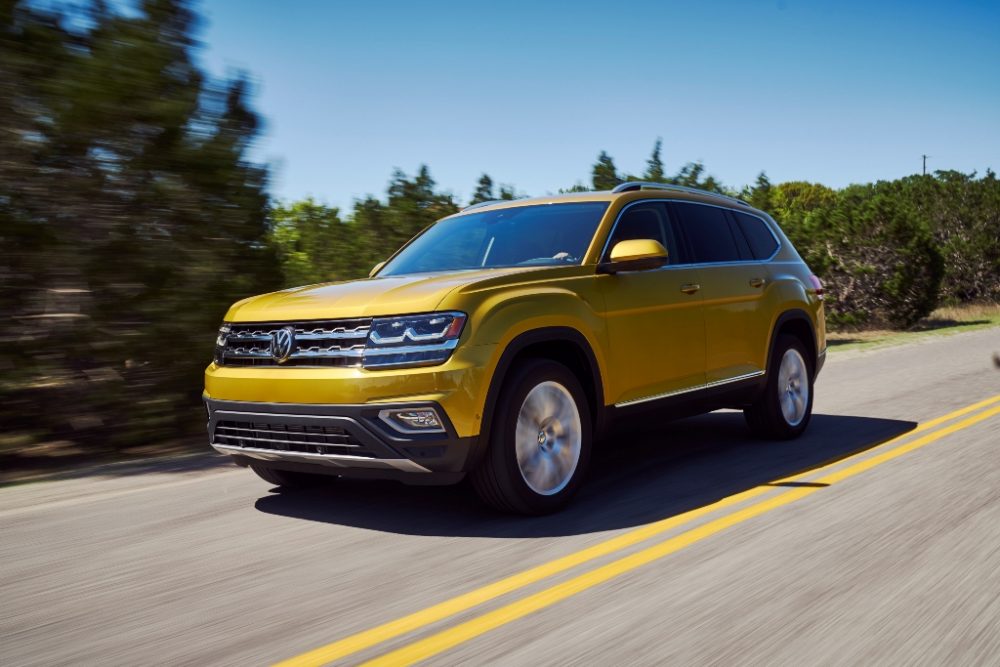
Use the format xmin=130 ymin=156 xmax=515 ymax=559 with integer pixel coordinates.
xmin=749 ymin=277 xmax=766 ymax=288
xmin=680 ymin=283 xmax=700 ymax=295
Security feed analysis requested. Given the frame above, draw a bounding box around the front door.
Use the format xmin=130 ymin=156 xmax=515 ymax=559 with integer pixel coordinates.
xmin=598 ymin=201 xmax=706 ymax=406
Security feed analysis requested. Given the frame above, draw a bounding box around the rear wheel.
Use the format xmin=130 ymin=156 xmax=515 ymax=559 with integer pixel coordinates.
xmin=472 ymin=359 xmax=592 ymax=514
xmin=250 ymin=464 xmax=325 ymax=489
xmin=744 ymin=334 xmax=814 ymax=439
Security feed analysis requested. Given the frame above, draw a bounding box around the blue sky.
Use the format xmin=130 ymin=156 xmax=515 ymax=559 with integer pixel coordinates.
xmin=197 ymin=0 xmax=1000 ymax=210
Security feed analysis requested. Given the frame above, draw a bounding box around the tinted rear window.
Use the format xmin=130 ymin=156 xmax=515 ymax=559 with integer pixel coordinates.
xmin=734 ymin=212 xmax=779 ymax=260
xmin=672 ymin=202 xmax=740 ymax=263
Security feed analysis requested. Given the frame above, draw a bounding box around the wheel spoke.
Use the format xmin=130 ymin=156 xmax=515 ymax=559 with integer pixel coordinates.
xmin=514 ymin=381 xmax=582 ymax=496
xmin=537 ymin=455 xmax=558 ymax=490
xmin=792 ymin=392 xmax=805 ymax=419
xmin=777 ymin=348 xmax=809 ymax=427
xmin=780 ymin=392 xmax=796 ymax=421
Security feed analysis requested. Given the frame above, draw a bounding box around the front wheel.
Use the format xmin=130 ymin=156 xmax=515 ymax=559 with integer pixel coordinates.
xmin=744 ymin=334 xmax=814 ymax=439
xmin=471 ymin=359 xmax=592 ymax=514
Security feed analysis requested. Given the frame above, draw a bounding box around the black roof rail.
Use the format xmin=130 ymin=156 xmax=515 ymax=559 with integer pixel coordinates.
xmin=611 ymin=181 xmax=751 ymax=207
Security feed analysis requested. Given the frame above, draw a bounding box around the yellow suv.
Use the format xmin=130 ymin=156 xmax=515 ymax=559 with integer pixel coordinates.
xmin=205 ymin=182 xmax=826 ymax=514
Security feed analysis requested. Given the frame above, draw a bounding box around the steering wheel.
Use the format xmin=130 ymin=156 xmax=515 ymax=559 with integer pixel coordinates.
xmin=516 ymin=252 xmax=577 ymax=266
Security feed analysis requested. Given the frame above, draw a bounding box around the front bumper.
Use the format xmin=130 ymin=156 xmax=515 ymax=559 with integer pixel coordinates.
xmin=205 ymin=398 xmax=478 ymax=484
xmin=203 ymin=342 xmax=496 ymax=440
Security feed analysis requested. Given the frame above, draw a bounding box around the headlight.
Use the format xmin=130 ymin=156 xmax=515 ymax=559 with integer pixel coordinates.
xmin=214 ymin=323 xmax=231 ymax=363
xmin=216 ymin=323 xmax=231 ymax=348
xmin=363 ymin=312 xmax=466 ymax=369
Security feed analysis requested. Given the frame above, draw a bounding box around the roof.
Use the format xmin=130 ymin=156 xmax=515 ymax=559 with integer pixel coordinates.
xmin=456 ymin=182 xmax=752 ymax=216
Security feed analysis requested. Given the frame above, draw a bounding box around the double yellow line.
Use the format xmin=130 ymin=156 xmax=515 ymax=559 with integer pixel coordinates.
xmin=277 ymin=394 xmax=1000 ymax=667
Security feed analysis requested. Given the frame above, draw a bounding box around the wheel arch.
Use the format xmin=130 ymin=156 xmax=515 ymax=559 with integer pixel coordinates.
xmin=768 ymin=309 xmax=818 ymax=374
xmin=474 ymin=327 xmax=607 ymax=469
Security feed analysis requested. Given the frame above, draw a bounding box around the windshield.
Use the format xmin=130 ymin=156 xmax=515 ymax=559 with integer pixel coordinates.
xmin=379 ymin=202 xmax=609 ymax=277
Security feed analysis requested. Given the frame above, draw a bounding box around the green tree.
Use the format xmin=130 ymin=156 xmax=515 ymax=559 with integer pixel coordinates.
xmin=795 ymin=183 xmax=944 ymax=328
xmin=269 ymin=199 xmax=364 ymax=286
xmin=644 ymin=138 xmax=665 ymax=182
xmin=745 ymin=171 xmax=774 ymax=211
xmin=343 ymin=166 xmax=459 ymax=275
xmin=384 ymin=165 xmax=459 ymax=248
xmin=0 ymin=0 xmax=279 ymax=454
xmin=592 ymin=151 xmax=621 ymax=190
xmin=470 ymin=173 xmax=495 ymax=204
xmin=897 ymin=170 xmax=1000 ymax=302
xmin=662 ymin=160 xmax=727 ymax=194
xmin=674 ymin=161 xmax=705 ymax=187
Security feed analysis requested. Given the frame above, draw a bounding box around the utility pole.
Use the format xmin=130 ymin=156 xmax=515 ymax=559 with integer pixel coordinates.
xmin=922 ymin=154 xmax=930 ymax=175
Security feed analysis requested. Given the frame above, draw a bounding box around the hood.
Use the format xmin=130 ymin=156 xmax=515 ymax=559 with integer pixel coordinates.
xmin=225 ymin=268 xmax=538 ymax=322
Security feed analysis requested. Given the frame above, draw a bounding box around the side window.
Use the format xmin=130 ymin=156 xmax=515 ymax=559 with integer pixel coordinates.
xmin=672 ymin=202 xmax=741 ymax=263
xmin=727 ymin=212 xmax=754 ymax=261
xmin=733 ymin=212 xmax=779 ymax=260
xmin=605 ymin=202 xmax=679 ymax=264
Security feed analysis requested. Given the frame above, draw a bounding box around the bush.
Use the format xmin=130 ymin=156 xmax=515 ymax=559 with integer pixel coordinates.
xmin=775 ymin=182 xmax=945 ymax=329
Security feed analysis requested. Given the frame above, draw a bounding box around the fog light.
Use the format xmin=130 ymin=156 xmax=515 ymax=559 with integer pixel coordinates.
xmin=378 ymin=408 xmax=446 ymax=434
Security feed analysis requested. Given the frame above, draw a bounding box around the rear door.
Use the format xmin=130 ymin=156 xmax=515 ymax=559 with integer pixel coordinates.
xmin=670 ymin=201 xmax=773 ymax=384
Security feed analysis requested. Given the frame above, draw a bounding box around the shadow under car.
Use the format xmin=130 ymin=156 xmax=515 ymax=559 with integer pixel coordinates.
xmin=253 ymin=411 xmax=915 ymax=538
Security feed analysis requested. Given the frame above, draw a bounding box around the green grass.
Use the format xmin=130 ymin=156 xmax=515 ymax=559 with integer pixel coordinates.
xmin=827 ymin=303 xmax=1000 ymax=354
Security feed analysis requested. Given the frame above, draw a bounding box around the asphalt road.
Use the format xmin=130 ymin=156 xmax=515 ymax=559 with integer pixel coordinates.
xmin=3 ymin=327 xmax=1000 ymax=666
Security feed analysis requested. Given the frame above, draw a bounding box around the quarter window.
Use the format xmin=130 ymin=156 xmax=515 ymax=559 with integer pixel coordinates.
xmin=672 ymin=202 xmax=741 ymax=264
xmin=733 ymin=212 xmax=779 ymax=260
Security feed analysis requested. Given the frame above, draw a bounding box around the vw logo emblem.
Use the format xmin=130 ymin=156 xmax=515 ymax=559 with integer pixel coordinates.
xmin=270 ymin=326 xmax=296 ymax=363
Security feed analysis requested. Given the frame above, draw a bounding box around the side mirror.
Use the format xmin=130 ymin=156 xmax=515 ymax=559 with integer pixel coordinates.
xmin=369 ymin=261 xmax=386 ymax=278
xmin=598 ymin=239 xmax=669 ymax=274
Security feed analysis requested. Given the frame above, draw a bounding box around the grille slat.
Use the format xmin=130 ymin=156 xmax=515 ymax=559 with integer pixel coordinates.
xmin=217 ymin=318 xmax=371 ymax=367
xmin=212 ymin=419 xmax=376 ymax=458
xmin=214 ymin=426 xmax=358 ymax=446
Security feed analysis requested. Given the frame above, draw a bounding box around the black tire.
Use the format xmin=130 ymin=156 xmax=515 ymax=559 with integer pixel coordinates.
xmin=744 ymin=334 xmax=814 ymax=440
xmin=249 ymin=464 xmax=326 ymax=489
xmin=471 ymin=359 xmax=592 ymax=515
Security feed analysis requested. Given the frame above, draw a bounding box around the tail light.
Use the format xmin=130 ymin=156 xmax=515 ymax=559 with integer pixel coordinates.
xmin=808 ymin=275 xmax=825 ymax=300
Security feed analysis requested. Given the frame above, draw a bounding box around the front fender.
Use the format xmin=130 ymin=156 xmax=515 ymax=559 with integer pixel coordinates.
xmin=440 ymin=274 xmax=610 ymax=439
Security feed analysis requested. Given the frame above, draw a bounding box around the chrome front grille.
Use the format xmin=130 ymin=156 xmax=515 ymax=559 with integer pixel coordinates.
xmin=216 ymin=319 xmax=371 ymax=367
xmin=212 ymin=419 xmax=376 ymax=457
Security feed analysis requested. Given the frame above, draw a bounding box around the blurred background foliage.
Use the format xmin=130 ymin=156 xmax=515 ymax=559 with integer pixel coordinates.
xmin=1 ymin=0 xmax=998 ymax=462
xmin=1 ymin=0 xmax=279 ymax=460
